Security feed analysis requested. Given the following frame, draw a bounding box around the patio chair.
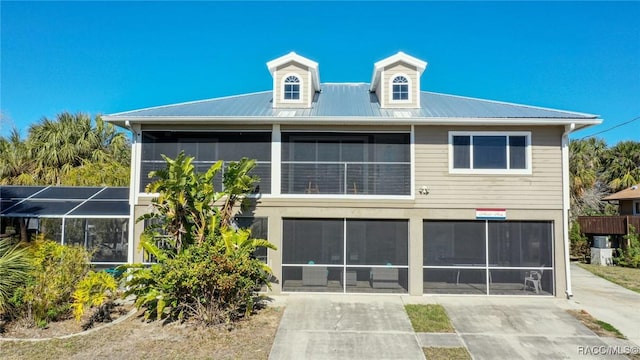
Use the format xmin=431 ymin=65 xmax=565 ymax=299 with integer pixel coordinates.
xmin=523 ymin=267 xmax=544 ymax=294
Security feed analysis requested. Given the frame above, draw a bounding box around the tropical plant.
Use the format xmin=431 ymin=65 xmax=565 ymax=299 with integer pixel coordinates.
xmin=0 ymin=129 xmax=36 ymax=185
xmin=569 ymin=138 xmax=607 ymax=199
xmin=17 ymin=236 xmax=92 ymax=325
xmin=569 ymin=221 xmax=590 ymax=262
xmin=221 ymin=227 xmax=276 ymax=273
xmin=27 ymin=112 xmax=130 ymax=186
xmin=71 ymin=271 xmax=118 ymax=321
xmin=0 ymin=239 xmax=32 ymax=315
xmin=123 ymin=153 xmax=276 ymax=326
xmin=614 ymin=226 xmax=640 ymax=268
xmin=602 ymin=141 xmax=640 ymax=192
xmin=140 ymin=152 xmax=223 ymax=254
xmin=219 ymin=159 xmax=260 ymax=228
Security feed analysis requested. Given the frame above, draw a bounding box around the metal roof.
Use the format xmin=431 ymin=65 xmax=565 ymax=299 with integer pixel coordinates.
xmin=0 ymin=186 xmax=129 ymax=218
xmin=105 ymin=83 xmax=599 ymax=123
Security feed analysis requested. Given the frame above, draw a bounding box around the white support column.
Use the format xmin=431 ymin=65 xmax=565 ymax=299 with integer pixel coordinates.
xmin=271 ymin=124 xmax=281 ymax=196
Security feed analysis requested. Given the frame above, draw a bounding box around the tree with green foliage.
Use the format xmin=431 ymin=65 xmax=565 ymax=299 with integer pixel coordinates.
xmin=569 ymin=138 xmax=640 ymax=219
xmin=0 ymin=112 xmax=130 ymax=187
xmin=614 ymin=226 xmax=640 ymax=268
xmin=569 ymin=221 xmax=590 ymax=262
xmin=0 ymin=129 xmax=36 ymax=185
xmin=602 ymin=141 xmax=640 ymax=192
xmin=123 ymin=153 xmax=276 ymax=326
xmin=27 ymin=112 xmax=130 ymax=186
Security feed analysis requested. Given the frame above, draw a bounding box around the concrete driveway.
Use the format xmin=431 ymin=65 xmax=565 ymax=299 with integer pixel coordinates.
xmin=269 ymin=295 xmax=424 ymax=360
xmin=269 ymin=265 xmax=640 ymax=359
xmin=570 ymin=263 xmax=640 ymax=345
xmin=428 ymin=296 xmax=634 ymax=359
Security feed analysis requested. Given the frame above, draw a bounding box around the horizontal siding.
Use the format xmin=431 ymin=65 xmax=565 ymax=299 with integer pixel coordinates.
xmin=382 ymin=62 xmax=418 ymax=108
xmin=415 ymin=125 xmax=564 ymax=209
xmin=275 ymin=62 xmax=310 ymax=108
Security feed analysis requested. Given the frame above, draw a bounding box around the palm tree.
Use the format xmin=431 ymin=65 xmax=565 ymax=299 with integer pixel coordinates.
xmin=27 ymin=112 xmax=130 ymax=185
xmin=603 ymin=141 xmax=640 ymax=192
xmin=0 ymin=129 xmax=36 ymax=185
xmin=0 ymin=238 xmax=32 ymax=315
xmin=569 ymin=138 xmax=607 ymax=199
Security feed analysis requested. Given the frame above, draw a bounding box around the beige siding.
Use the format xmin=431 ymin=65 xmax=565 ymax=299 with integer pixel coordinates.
xmin=415 ymin=125 xmax=564 ymax=209
xmin=381 ymin=62 xmax=419 ymax=108
xmin=274 ymin=62 xmax=310 ymax=108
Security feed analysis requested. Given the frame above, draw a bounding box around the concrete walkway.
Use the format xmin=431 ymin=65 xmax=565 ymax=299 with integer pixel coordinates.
xmin=569 ymin=262 xmax=640 ymax=345
xmin=268 ymin=266 xmax=640 ymax=359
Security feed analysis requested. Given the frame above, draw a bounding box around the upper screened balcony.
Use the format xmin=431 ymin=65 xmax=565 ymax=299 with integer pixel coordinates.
xmin=281 ymin=132 xmax=410 ymax=196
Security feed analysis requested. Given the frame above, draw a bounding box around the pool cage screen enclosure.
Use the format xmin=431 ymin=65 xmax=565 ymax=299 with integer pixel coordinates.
xmin=0 ymin=186 xmax=130 ymax=266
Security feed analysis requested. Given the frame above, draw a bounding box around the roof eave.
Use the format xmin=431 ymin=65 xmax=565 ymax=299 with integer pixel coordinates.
xmin=103 ymin=115 xmax=602 ymax=128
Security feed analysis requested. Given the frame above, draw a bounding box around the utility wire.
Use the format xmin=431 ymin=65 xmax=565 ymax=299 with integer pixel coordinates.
xmin=579 ymin=115 xmax=640 ymax=140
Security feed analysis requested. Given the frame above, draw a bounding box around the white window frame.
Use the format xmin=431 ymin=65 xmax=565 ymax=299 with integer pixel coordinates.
xmin=389 ymin=73 xmax=411 ymax=103
xmin=448 ymin=131 xmax=532 ymax=175
xmin=282 ymin=73 xmax=303 ymax=103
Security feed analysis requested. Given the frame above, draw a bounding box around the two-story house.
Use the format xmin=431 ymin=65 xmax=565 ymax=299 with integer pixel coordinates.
xmin=104 ymin=52 xmax=601 ymax=297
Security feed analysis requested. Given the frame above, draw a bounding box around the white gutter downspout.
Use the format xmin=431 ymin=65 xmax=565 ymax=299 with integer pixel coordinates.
xmin=562 ymin=122 xmax=576 ymax=298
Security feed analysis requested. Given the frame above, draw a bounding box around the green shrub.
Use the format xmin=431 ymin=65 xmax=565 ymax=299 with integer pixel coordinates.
xmin=569 ymin=221 xmax=590 ymax=262
xmin=18 ymin=236 xmax=92 ymax=325
xmin=123 ymin=154 xmax=276 ymax=327
xmin=0 ymin=239 xmax=32 ymax=316
xmin=125 ymin=236 xmax=270 ymax=326
xmin=615 ymin=226 xmax=640 ymax=268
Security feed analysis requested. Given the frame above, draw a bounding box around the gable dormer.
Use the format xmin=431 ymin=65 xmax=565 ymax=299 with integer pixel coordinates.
xmin=370 ymin=52 xmax=427 ymax=109
xmin=267 ymin=52 xmax=320 ymax=109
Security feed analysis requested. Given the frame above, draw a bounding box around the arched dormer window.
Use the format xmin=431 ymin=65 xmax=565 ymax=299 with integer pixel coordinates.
xmin=392 ymin=75 xmax=409 ymax=101
xmin=283 ymin=75 xmax=301 ymax=100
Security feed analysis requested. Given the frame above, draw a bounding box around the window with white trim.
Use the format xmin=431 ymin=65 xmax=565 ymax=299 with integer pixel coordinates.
xmin=391 ymin=75 xmax=409 ymax=101
xmin=449 ymin=132 xmax=531 ymax=174
xmin=283 ymin=75 xmax=301 ymax=100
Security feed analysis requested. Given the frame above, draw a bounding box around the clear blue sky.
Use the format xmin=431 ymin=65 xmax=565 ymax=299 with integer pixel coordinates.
xmin=1 ymin=1 xmax=639 ymax=144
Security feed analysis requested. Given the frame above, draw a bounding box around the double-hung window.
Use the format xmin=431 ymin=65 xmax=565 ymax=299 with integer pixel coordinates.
xmin=449 ymin=132 xmax=531 ymax=174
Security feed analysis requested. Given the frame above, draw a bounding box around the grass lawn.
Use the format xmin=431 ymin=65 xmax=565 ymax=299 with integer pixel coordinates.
xmin=577 ymin=263 xmax=640 ymax=293
xmin=405 ymin=304 xmax=455 ymax=333
xmin=0 ymin=307 xmax=282 ymax=360
xmin=424 ymin=346 xmax=471 ymax=360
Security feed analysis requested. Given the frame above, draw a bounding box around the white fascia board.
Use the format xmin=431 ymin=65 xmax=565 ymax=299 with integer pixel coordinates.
xmin=104 ymin=116 xmax=602 ymax=128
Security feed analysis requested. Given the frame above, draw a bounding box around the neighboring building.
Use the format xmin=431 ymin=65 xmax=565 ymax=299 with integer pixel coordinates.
xmin=104 ymin=52 xmax=601 ymax=297
xmin=578 ymin=184 xmax=640 ymax=242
